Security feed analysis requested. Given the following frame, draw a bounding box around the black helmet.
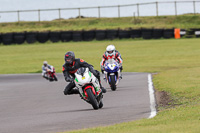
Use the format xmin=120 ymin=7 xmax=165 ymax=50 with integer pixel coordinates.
xmin=65 ymin=51 xmax=75 ymax=65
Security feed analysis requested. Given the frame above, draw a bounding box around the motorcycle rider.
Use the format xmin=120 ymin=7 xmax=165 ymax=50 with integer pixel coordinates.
xmin=42 ymin=61 xmax=56 ymax=81
xmin=62 ymin=51 xmax=106 ymax=95
xmin=100 ymin=44 xmax=123 ymax=79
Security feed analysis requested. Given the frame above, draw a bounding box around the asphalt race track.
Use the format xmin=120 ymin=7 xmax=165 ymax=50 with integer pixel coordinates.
xmin=0 ymin=72 xmax=153 ymax=133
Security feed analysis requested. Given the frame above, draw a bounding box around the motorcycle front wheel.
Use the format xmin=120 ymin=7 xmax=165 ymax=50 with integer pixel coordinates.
xmin=86 ymin=88 xmax=99 ymax=110
xmin=110 ymin=75 xmax=117 ymax=91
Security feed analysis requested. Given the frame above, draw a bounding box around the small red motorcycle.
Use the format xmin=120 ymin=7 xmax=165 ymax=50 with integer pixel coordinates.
xmin=46 ymin=68 xmax=58 ymax=82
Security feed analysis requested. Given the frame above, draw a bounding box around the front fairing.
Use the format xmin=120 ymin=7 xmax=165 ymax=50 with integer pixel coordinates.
xmin=74 ymin=69 xmax=92 ymax=86
xmin=74 ymin=68 xmax=101 ymax=100
xmin=104 ymin=60 xmax=119 ymax=73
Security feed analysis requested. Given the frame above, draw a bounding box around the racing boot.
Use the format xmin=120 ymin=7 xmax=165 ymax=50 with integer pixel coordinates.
xmin=119 ymin=73 xmax=122 ymax=79
xmin=43 ymin=75 xmax=49 ymax=80
xmin=99 ymin=81 xmax=106 ymax=93
xmin=101 ymin=86 xmax=106 ymax=93
xmin=97 ymin=75 xmax=106 ymax=93
xmin=103 ymin=73 xmax=106 ymax=81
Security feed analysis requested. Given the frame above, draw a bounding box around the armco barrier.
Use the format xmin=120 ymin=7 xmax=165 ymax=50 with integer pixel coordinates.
xmin=130 ymin=29 xmax=142 ymax=38
xmin=153 ymin=29 xmax=163 ymax=39
xmin=106 ymin=29 xmax=118 ymax=40
xmin=95 ymin=30 xmax=106 ymax=40
xmin=83 ymin=30 xmax=95 ymax=41
xmin=37 ymin=32 xmax=49 ymax=43
xmin=49 ymin=31 xmax=60 ymax=43
xmin=2 ymin=33 xmax=13 ymax=45
xmin=118 ymin=29 xmax=130 ymax=39
xmin=142 ymin=29 xmax=153 ymax=39
xmin=72 ymin=31 xmax=83 ymax=41
xmin=60 ymin=31 xmax=72 ymax=42
xmin=14 ymin=32 xmax=25 ymax=44
xmin=26 ymin=32 xmax=38 ymax=44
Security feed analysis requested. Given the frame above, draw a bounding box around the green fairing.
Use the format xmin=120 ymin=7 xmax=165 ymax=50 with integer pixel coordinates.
xmin=75 ymin=78 xmax=78 ymax=82
xmin=89 ymin=71 xmax=91 ymax=77
xmin=95 ymin=87 xmax=99 ymax=91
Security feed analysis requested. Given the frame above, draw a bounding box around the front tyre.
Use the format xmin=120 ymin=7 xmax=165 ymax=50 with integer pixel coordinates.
xmin=110 ymin=75 xmax=116 ymax=91
xmin=86 ymin=88 xmax=99 ymax=110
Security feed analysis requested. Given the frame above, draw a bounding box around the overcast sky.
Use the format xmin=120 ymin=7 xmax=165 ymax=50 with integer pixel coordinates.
xmin=0 ymin=0 xmax=197 ymax=11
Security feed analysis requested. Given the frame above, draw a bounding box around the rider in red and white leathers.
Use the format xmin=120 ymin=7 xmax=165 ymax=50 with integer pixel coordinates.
xmin=100 ymin=45 xmax=123 ymax=78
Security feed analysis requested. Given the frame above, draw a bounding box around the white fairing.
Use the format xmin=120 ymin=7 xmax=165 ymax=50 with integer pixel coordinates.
xmin=74 ymin=68 xmax=100 ymax=97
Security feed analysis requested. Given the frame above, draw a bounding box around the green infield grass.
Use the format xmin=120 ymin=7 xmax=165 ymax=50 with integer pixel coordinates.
xmin=0 ymin=38 xmax=200 ymax=132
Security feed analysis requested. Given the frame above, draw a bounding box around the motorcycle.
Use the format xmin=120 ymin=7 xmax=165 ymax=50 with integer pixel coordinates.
xmin=74 ymin=67 xmax=103 ymax=110
xmin=103 ymin=59 xmax=121 ymax=91
xmin=46 ymin=67 xmax=58 ymax=82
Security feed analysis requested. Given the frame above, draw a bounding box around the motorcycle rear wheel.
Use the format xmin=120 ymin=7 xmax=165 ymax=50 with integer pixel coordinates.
xmin=86 ymin=88 xmax=99 ymax=110
xmin=53 ymin=75 xmax=58 ymax=81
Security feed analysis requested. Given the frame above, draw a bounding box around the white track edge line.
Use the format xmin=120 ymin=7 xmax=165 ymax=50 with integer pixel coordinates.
xmin=148 ymin=74 xmax=157 ymax=119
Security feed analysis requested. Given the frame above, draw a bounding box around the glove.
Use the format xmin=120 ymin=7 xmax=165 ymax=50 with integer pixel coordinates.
xmin=101 ymin=65 xmax=105 ymax=70
xmin=66 ymin=77 xmax=74 ymax=82
xmin=119 ymin=63 xmax=122 ymax=68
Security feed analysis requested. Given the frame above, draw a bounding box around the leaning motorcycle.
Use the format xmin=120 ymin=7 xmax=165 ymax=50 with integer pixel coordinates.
xmin=74 ymin=67 xmax=103 ymax=110
xmin=46 ymin=68 xmax=58 ymax=82
xmin=104 ymin=59 xmax=121 ymax=91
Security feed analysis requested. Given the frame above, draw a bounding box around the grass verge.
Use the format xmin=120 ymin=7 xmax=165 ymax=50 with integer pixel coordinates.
xmin=0 ymin=15 xmax=200 ymax=33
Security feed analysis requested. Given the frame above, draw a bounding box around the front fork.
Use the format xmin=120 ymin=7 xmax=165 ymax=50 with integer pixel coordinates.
xmin=104 ymin=69 xmax=121 ymax=85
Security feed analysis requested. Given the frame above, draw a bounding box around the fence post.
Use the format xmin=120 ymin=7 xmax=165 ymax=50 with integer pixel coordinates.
xmin=156 ymin=2 xmax=159 ymax=16
xmin=175 ymin=1 xmax=177 ymax=16
xmin=98 ymin=6 xmax=101 ymax=18
xmin=38 ymin=9 xmax=40 ymax=22
xmin=58 ymin=8 xmax=61 ymax=19
xmin=78 ymin=8 xmax=81 ymax=19
xmin=193 ymin=1 xmax=196 ymax=15
xmin=137 ymin=3 xmax=140 ymax=17
xmin=118 ymin=5 xmax=120 ymax=18
xmin=17 ymin=10 xmax=20 ymax=22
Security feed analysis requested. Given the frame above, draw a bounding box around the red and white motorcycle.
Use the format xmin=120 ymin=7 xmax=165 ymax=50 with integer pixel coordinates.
xmin=46 ymin=67 xmax=58 ymax=82
xmin=74 ymin=67 xmax=103 ymax=110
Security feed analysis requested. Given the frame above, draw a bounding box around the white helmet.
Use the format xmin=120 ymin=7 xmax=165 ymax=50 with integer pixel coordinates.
xmin=43 ymin=61 xmax=48 ymax=66
xmin=106 ymin=45 xmax=115 ymax=56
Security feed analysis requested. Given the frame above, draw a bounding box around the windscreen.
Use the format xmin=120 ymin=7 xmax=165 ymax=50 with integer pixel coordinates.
xmin=76 ymin=67 xmax=86 ymax=75
xmin=106 ymin=59 xmax=115 ymax=64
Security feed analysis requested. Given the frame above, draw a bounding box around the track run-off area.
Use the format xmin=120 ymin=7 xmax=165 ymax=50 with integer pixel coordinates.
xmin=0 ymin=72 xmax=156 ymax=133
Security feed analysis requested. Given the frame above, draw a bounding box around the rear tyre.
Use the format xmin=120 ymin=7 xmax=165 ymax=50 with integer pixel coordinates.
xmin=110 ymin=75 xmax=116 ymax=91
xmin=54 ymin=75 xmax=58 ymax=81
xmin=86 ymin=88 xmax=99 ymax=110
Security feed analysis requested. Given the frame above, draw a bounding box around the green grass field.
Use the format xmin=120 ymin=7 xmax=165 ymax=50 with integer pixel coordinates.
xmin=0 ymin=38 xmax=200 ymax=132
